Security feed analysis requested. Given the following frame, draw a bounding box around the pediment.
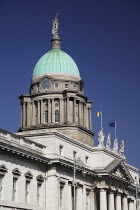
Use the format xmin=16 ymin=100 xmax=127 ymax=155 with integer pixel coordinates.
xmin=0 ymin=164 xmax=8 ymax=174
xmin=106 ymin=159 xmax=134 ymax=183
xmin=36 ymin=175 xmax=44 ymax=182
xmin=25 ymin=171 xmax=33 ymax=179
xmin=12 ymin=168 xmax=21 ymax=176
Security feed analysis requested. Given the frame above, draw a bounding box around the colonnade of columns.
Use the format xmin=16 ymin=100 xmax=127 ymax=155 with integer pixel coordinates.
xmin=66 ymin=185 xmax=136 ymax=210
xmin=99 ymin=188 xmax=136 ymax=210
xmin=20 ymin=97 xmax=92 ymax=130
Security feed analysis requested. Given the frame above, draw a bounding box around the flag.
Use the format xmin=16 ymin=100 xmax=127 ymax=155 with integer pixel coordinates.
xmin=96 ymin=112 xmax=102 ymax=117
xmin=109 ymin=122 xmax=115 ymax=127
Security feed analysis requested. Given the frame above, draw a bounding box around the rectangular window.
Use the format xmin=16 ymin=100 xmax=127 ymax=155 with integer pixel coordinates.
xmin=55 ymin=83 xmax=59 ymax=88
xmin=12 ymin=177 xmax=18 ymax=201
xmin=55 ymin=110 xmax=59 ymax=122
xmin=60 ymin=185 xmax=64 ymax=207
xmin=37 ymin=182 xmax=42 ymax=205
xmin=45 ymin=110 xmax=48 ymax=123
xmin=0 ymin=175 xmax=3 ymax=199
xmin=65 ymin=84 xmax=68 ymax=89
xmin=25 ymin=180 xmax=30 ymax=203
xmin=86 ymin=192 xmax=89 ymax=210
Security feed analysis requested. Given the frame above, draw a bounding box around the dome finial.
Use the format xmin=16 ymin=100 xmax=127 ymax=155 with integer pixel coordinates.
xmin=51 ymin=14 xmax=61 ymax=49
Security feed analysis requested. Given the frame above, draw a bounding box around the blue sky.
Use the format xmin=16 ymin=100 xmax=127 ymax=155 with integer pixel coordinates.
xmin=0 ymin=0 xmax=140 ymax=169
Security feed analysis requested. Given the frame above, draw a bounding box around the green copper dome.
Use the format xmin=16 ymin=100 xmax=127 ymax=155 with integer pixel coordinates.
xmin=33 ymin=48 xmax=80 ymax=78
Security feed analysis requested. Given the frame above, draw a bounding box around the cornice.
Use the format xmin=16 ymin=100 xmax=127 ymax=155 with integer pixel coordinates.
xmin=0 ymin=132 xmax=48 ymax=164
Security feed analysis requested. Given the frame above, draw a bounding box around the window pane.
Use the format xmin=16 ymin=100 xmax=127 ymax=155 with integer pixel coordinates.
xmin=25 ymin=180 xmax=30 ymax=203
xmin=55 ymin=110 xmax=59 ymax=122
xmin=45 ymin=110 xmax=48 ymax=123
xmin=13 ymin=177 xmax=18 ymax=201
xmin=37 ymin=182 xmax=42 ymax=205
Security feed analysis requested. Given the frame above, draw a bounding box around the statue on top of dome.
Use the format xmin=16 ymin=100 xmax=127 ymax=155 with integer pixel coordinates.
xmin=51 ymin=14 xmax=61 ymax=49
xmin=52 ymin=14 xmax=59 ymax=38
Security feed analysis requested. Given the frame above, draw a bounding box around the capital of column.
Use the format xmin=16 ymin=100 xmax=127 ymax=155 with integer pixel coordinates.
xmin=116 ymin=188 xmax=123 ymax=195
xmin=77 ymin=183 xmax=83 ymax=189
xmin=99 ymin=188 xmax=106 ymax=192
xmin=109 ymin=186 xmax=116 ymax=192
xmin=128 ymin=198 xmax=134 ymax=203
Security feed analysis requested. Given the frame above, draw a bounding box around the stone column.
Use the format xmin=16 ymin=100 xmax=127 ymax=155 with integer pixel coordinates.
xmin=60 ymin=99 xmax=64 ymax=124
xmin=76 ymin=185 xmax=83 ymax=210
xmin=51 ymin=99 xmax=54 ymax=123
xmin=115 ymin=193 xmax=122 ymax=210
xmin=128 ymin=200 xmax=134 ymax=210
xmin=48 ymin=99 xmax=51 ymax=124
xmin=92 ymin=189 xmax=97 ymax=210
xmin=20 ymin=103 xmax=23 ymax=127
xmin=108 ymin=191 xmax=115 ymax=210
xmin=86 ymin=107 xmax=89 ymax=129
xmin=84 ymin=103 xmax=87 ymax=127
xmin=81 ymin=102 xmax=83 ymax=126
xmin=37 ymin=100 xmax=40 ymax=124
xmin=32 ymin=101 xmax=35 ymax=126
xmin=27 ymin=102 xmax=31 ymax=127
xmin=100 ymin=189 xmax=107 ymax=210
xmin=73 ymin=98 xmax=76 ymax=123
xmin=66 ymin=97 xmax=69 ymax=123
xmin=122 ymin=196 xmax=128 ymax=210
xmin=67 ymin=182 xmax=72 ymax=210
xmin=41 ymin=100 xmax=44 ymax=124
xmin=23 ymin=102 xmax=26 ymax=126
xmin=78 ymin=101 xmax=81 ymax=125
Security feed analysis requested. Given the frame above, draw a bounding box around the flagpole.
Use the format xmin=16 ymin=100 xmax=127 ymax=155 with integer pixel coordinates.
xmin=101 ymin=111 xmax=102 ymax=129
xmin=115 ymin=121 xmax=116 ymax=138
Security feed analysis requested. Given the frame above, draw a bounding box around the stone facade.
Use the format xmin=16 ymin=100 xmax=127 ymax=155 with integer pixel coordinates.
xmin=0 ymin=16 xmax=139 ymax=210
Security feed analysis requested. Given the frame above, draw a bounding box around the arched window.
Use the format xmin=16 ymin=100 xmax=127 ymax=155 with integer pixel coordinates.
xmin=45 ymin=110 xmax=48 ymax=123
xmin=55 ymin=110 xmax=59 ymax=123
